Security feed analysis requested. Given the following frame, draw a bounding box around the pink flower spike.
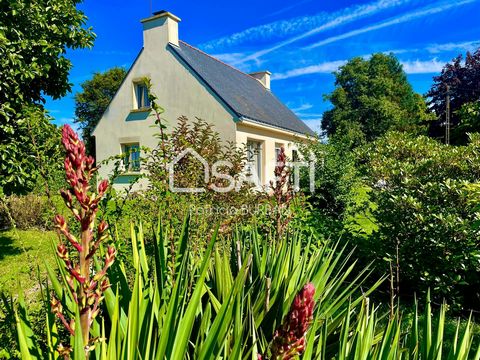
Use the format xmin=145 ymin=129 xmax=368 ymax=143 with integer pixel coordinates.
xmin=268 ymin=283 xmax=316 ymax=359
xmin=98 ymin=179 xmax=109 ymax=195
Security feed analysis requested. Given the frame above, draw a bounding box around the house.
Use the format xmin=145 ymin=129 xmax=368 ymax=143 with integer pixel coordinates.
xmin=92 ymin=11 xmax=315 ymax=190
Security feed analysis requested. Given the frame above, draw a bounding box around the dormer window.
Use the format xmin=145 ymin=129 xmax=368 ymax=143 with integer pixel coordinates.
xmin=134 ymin=82 xmax=150 ymax=110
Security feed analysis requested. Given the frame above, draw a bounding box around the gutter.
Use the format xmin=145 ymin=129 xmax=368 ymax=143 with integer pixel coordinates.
xmin=238 ymin=116 xmax=314 ymax=140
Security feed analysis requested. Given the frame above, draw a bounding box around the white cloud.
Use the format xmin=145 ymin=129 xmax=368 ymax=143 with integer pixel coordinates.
xmin=202 ymin=0 xmax=414 ymax=60
xmin=306 ymin=0 xmax=477 ymax=50
xmin=273 ymin=57 xmax=446 ymax=80
xmin=401 ymin=59 xmax=445 ymax=73
xmin=263 ymin=0 xmax=314 ymax=19
xmin=291 ymin=103 xmax=314 ymax=113
xmin=211 ymin=52 xmax=248 ymax=64
xmin=272 ymin=60 xmax=347 ymax=80
xmin=426 ymin=40 xmax=480 ymax=53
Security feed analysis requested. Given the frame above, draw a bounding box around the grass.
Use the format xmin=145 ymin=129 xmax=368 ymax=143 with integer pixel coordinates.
xmin=0 ymin=229 xmax=57 ymax=300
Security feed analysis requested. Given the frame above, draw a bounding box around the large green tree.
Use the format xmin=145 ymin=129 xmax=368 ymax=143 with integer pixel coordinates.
xmin=74 ymin=67 xmax=127 ymax=154
xmin=322 ymin=53 xmax=432 ymax=146
xmin=0 ymin=0 xmax=94 ymax=194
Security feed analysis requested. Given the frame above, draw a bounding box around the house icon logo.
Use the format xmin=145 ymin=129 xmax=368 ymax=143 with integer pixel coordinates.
xmin=168 ymin=148 xmax=209 ymax=193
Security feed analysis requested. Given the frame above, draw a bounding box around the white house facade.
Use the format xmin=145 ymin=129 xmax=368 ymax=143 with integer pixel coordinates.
xmin=92 ymin=11 xmax=315 ymax=190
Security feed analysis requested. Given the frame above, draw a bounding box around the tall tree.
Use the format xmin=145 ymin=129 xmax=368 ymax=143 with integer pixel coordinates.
xmin=0 ymin=0 xmax=94 ymax=194
xmin=322 ymin=53 xmax=431 ymax=146
xmin=426 ymin=48 xmax=480 ymax=144
xmin=74 ymin=67 xmax=127 ymax=154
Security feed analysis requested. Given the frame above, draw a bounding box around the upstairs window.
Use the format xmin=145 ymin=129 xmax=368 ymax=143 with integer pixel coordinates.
xmin=122 ymin=143 xmax=141 ymax=172
xmin=134 ymin=82 xmax=150 ymax=110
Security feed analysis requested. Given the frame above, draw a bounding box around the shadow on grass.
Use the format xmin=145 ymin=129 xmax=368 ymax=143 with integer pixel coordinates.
xmin=0 ymin=232 xmax=30 ymax=261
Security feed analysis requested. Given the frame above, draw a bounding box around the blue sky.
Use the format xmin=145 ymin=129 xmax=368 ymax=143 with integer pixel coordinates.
xmin=46 ymin=0 xmax=480 ymax=132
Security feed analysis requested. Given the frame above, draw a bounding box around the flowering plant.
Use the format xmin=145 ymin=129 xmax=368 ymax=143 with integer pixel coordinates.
xmin=51 ymin=125 xmax=115 ymax=357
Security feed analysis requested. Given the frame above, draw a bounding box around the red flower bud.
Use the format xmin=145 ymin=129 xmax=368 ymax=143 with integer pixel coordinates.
xmin=60 ymin=189 xmax=73 ymax=206
xmin=57 ymin=244 xmax=68 ymax=259
xmin=268 ymin=283 xmax=315 ymax=359
xmin=98 ymin=179 xmax=109 ymax=195
xmin=70 ymin=269 xmax=86 ymax=284
xmin=54 ymin=215 xmax=66 ymax=229
xmin=98 ymin=220 xmax=108 ymax=234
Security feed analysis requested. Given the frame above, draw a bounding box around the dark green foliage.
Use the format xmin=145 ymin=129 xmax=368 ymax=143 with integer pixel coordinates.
xmin=74 ymin=67 xmax=127 ymax=154
xmin=427 ymin=48 xmax=480 ymax=144
xmin=455 ymin=102 xmax=480 ymax=144
xmin=299 ymin=138 xmax=361 ymax=236
xmin=322 ymin=53 xmax=432 ymax=146
xmin=354 ymin=132 xmax=480 ymax=309
xmin=0 ymin=108 xmax=63 ymax=196
xmin=0 ymin=0 xmax=93 ymax=195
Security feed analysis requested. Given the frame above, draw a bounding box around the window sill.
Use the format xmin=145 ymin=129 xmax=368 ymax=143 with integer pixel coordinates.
xmin=120 ymin=172 xmax=142 ymax=176
xmin=130 ymin=107 xmax=151 ymax=114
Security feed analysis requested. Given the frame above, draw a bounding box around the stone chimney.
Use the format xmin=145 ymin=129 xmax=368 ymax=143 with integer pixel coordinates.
xmin=250 ymin=71 xmax=271 ymax=90
xmin=141 ymin=10 xmax=181 ymax=49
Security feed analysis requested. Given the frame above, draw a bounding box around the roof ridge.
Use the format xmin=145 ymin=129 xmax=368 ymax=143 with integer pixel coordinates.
xmin=178 ymin=40 xmax=264 ymax=85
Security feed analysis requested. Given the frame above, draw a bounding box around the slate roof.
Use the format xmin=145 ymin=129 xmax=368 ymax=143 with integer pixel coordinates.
xmin=169 ymin=41 xmax=315 ymax=136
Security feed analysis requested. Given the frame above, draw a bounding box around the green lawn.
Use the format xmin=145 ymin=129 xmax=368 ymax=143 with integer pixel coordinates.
xmin=0 ymin=229 xmax=57 ymax=299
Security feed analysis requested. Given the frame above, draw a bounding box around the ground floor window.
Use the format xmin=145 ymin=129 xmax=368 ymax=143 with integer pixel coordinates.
xmin=275 ymin=143 xmax=284 ymax=162
xmin=122 ymin=143 xmax=141 ymax=172
xmin=247 ymin=140 xmax=263 ymax=183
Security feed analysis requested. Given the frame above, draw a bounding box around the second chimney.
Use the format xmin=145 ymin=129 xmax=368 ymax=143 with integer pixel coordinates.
xmin=250 ymin=71 xmax=271 ymax=90
xmin=141 ymin=10 xmax=181 ymax=49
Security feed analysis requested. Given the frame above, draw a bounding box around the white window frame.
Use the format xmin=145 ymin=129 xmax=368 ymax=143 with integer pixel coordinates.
xmin=133 ymin=82 xmax=150 ymax=110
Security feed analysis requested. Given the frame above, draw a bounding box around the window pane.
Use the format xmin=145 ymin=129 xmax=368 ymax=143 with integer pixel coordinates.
xmin=246 ymin=141 xmax=262 ymax=183
xmin=124 ymin=145 xmax=131 ymax=169
xmin=292 ymin=150 xmax=298 ymax=162
xmin=123 ymin=144 xmax=140 ymax=172
xmin=136 ymin=85 xmax=143 ymax=109
xmin=143 ymin=86 xmax=150 ymax=108
xmin=130 ymin=145 xmax=140 ymax=171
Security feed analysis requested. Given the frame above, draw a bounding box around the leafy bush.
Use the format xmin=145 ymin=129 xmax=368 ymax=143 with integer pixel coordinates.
xmin=1 ymin=194 xmax=48 ymax=230
xmin=352 ymin=132 xmax=480 ymax=310
xmin=299 ymin=137 xmax=362 ymax=237
xmin=0 ymin=194 xmax=69 ymax=230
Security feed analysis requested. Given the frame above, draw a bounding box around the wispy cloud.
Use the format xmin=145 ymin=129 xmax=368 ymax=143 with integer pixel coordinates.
xmin=211 ymin=52 xmax=248 ymax=64
xmin=202 ymin=0 xmax=413 ymax=57
xmin=262 ymin=0 xmax=314 ymax=19
xmin=272 ymin=60 xmax=347 ymax=80
xmin=426 ymin=40 xmax=480 ymax=53
xmin=306 ymin=0 xmax=477 ymax=50
xmin=290 ymin=103 xmax=314 ymax=113
xmin=274 ymin=58 xmax=446 ymax=80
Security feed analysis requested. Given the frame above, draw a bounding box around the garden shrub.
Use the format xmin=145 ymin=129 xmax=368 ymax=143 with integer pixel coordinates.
xmin=2 ymin=194 xmax=48 ymax=230
xmin=352 ymin=132 xmax=480 ymax=310
xmin=0 ymin=194 xmax=71 ymax=231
